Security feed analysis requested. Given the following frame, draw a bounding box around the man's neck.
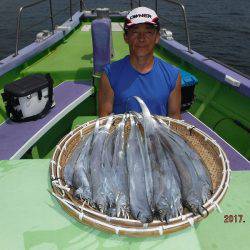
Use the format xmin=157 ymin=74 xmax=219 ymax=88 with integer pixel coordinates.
xmin=129 ymin=54 xmax=154 ymax=74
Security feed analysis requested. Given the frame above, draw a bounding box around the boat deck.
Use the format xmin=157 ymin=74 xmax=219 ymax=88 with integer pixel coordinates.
xmin=0 ymin=159 xmax=249 ymax=250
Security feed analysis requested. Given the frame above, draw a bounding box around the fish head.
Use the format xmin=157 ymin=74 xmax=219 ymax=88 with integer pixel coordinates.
xmin=116 ymin=195 xmax=130 ymax=218
xmin=157 ymin=203 xmax=183 ymax=222
xmin=107 ymin=206 xmax=117 ymax=217
xmin=82 ymin=189 xmax=92 ymax=203
xmin=74 ymin=187 xmax=92 ymax=204
xmin=137 ymin=211 xmax=153 ymax=224
xmin=184 ymin=195 xmax=203 ymax=215
xmin=74 ymin=187 xmax=84 ymax=200
xmin=201 ymin=183 xmax=213 ymax=203
xmin=156 ymin=201 xmax=173 ymax=222
xmin=157 ymin=208 xmax=168 ymax=222
xmin=155 ymin=197 xmax=170 ymax=216
xmin=95 ymin=196 xmax=108 ymax=214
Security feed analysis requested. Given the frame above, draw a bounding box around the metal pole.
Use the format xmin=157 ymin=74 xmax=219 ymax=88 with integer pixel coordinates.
xmin=180 ymin=4 xmax=191 ymax=53
xmin=49 ymin=0 xmax=54 ymax=34
xmin=162 ymin=0 xmax=192 ymax=53
xmin=13 ymin=0 xmax=56 ymax=57
xmin=80 ymin=0 xmax=83 ymax=12
xmin=155 ymin=0 xmax=158 ymax=14
xmin=14 ymin=7 xmax=23 ymax=57
xmin=130 ymin=0 xmax=133 ymax=9
xmin=139 ymin=0 xmax=141 ymax=7
xmin=69 ymin=0 xmax=73 ymax=21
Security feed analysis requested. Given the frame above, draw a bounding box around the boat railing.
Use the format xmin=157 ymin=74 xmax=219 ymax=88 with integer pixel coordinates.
xmin=14 ymin=0 xmax=85 ymax=57
xmin=130 ymin=0 xmax=192 ymax=53
xmin=161 ymin=0 xmax=191 ymax=53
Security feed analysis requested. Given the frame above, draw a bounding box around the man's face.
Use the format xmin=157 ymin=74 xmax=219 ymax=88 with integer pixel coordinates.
xmin=124 ymin=23 xmax=160 ymax=57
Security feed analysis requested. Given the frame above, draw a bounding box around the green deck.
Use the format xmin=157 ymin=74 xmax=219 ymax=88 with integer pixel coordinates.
xmin=0 ymin=22 xmax=249 ymax=159
xmin=0 ymin=159 xmax=249 ymax=250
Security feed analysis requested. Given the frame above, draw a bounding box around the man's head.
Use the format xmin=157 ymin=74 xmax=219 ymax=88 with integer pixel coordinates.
xmin=124 ymin=7 xmax=160 ymax=58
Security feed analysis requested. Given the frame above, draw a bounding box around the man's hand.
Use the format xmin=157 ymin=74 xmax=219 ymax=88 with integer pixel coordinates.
xmin=98 ymin=73 xmax=114 ymax=117
xmin=168 ymin=73 xmax=182 ymax=119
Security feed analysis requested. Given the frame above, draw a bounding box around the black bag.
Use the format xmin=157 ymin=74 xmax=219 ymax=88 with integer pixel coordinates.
xmin=1 ymin=74 xmax=54 ymax=122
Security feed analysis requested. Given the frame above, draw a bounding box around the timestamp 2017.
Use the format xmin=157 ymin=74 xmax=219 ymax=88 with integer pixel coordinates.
xmin=224 ymin=214 xmax=245 ymax=223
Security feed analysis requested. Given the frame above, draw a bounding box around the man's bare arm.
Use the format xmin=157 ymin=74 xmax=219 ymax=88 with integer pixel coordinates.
xmin=168 ymin=73 xmax=181 ymax=119
xmin=98 ymin=73 xmax=114 ymax=117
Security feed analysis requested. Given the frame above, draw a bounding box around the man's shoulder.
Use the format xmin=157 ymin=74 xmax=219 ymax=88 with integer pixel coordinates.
xmin=109 ymin=56 xmax=129 ymax=69
xmin=103 ymin=56 xmax=129 ymax=85
xmin=155 ymin=57 xmax=178 ymax=72
xmin=104 ymin=56 xmax=127 ymax=75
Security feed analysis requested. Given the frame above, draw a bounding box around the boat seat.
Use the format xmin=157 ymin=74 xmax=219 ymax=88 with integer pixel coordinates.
xmin=0 ymin=81 xmax=94 ymax=160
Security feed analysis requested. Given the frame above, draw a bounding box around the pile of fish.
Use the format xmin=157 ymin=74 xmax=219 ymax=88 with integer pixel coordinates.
xmin=64 ymin=97 xmax=213 ymax=223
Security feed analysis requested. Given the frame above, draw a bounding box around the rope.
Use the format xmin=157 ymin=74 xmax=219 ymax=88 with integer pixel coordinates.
xmin=211 ymin=201 xmax=222 ymax=213
xmin=158 ymin=226 xmax=163 ymax=236
xmin=187 ymin=217 xmax=194 ymax=227
xmin=79 ymin=212 xmax=84 ymax=220
xmin=115 ymin=227 xmax=120 ymax=235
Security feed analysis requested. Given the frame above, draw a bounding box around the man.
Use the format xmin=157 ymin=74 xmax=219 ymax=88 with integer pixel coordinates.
xmin=98 ymin=6 xmax=181 ymax=119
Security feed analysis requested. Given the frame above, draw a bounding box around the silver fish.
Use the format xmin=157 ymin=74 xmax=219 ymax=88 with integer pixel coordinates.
xmin=133 ymin=97 xmax=154 ymax=212
xmin=156 ymin=118 xmax=213 ymax=204
xmin=72 ymin=131 xmax=94 ymax=203
xmin=112 ymin=114 xmax=130 ymax=218
xmin=126 ymin=114 xmax=153 ymax=223
xmin=156 ymin=121 xmax=211 ymax=215
xmin=100 ymin=128 xmax=118 ymax=216
xmin=148 ymin=130 xmax=183 ymax=221
xmin=90 ymin=115 xmax=114 ymax=213
xmin=64 ymin=138 xmax=89 ymax=187
xmin=132 ymin=98 xmax=182 ymax=222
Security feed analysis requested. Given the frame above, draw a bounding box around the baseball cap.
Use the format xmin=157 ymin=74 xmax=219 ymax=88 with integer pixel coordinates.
xmin=124 ymin=7 xmax=159 ymax=30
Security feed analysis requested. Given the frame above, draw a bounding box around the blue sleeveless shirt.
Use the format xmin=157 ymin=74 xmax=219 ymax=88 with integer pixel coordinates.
xmin=104 ymin=56 xmax=179 ymax=115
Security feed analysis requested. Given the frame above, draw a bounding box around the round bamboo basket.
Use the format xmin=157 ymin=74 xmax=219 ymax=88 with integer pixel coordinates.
xmin=50 ymin=115 xmax=230 ymax=237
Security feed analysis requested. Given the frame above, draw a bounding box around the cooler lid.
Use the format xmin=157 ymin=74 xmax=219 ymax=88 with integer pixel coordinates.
xmin=4 ymin=74 xmax=52 ymax=97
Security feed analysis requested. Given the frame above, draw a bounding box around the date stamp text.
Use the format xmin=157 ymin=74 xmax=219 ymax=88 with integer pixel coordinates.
xmin=224 ymin=214 xmax=246 ymax=223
